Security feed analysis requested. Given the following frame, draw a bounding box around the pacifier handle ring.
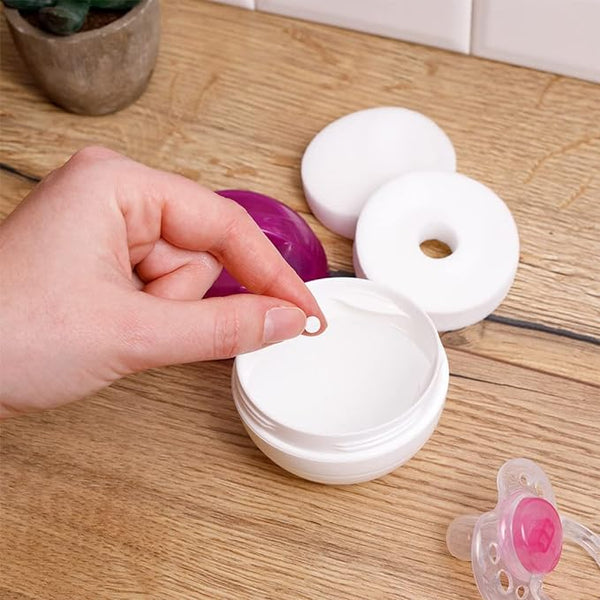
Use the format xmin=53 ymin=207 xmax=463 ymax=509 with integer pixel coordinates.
xmin=561 ymin=516 xmax=600 ymax=567
xmin=533 ymin=585 xmax=552 ymax=600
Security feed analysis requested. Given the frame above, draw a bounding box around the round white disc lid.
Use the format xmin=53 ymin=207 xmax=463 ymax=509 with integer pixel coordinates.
xmin=301 ymin=107 xmax=456 ymax=239
xmin=354 ymin=172 xmax=520 ymax=332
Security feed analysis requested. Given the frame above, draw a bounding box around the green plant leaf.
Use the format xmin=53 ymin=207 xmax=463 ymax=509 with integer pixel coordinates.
xmin=38 ymin=0 xmax=90 ymax=35
xmin=90 ymin=0 xmax=140 ymax=8
xmin=3 ymin=0 xmax=56 ymax=9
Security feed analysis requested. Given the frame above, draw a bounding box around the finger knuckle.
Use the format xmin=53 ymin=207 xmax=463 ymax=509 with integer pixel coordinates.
xmin=250 ymin=261 xmax=286 ymax=296
xmin=212 ymin=308 xmax=242 ymax=358
xmin=219 ymin=203 xmax=251 ymax=241
xmin=69 ymin=145 xmax=119 ymax=166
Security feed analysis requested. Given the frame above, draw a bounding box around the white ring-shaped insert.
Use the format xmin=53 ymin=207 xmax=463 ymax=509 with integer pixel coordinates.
xmin=301 ymin=107 xmax=456 ymax=239
xmin=354 ymin=172 xmax=520 ymax=332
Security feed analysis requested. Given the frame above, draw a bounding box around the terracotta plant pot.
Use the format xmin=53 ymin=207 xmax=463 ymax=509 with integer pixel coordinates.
xmin=4 ymin=0 xmax=160 ymax=115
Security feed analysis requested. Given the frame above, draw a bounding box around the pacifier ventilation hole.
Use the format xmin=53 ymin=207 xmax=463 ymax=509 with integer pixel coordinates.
xmin=516 ymin=585 xmax=528 ymax=599
xmin=420 ymin=238 xmax=453 ymax=259
xmin=498 ymin=570 xmax=512 ymax=593
xmin=489 ymin=543 xmax=499 ymax=564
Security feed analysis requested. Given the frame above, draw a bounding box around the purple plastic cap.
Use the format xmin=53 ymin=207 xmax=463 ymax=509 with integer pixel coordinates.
xmin=205 ymin=190 xmax=329 ymax=298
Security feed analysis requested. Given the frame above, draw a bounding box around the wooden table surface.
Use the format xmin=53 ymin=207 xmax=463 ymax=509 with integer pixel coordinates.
xmin=1 ymin=2 xmax=599 ymax=598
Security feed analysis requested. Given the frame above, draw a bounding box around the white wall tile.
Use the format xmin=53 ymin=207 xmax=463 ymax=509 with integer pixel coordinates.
xmin=472 ymin=0 xmax=600 ymax=83
xmin=257 ymin=0 xmax=473 ymax=53
xmin=208 ymin=0 xmax=255 ymax=9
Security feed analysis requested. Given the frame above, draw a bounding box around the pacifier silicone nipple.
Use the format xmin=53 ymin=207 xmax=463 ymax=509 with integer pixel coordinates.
xmin=447 ymin=458 xmax=599 ymax=600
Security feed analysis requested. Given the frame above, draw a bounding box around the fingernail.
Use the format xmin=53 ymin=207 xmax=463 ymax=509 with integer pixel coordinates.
xmin=263 ymin=307 xmax=306 ymax=344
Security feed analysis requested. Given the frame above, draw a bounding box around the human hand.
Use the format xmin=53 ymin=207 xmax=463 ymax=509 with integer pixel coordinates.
xmin=0 ymin=147 xmax=326 ymax=417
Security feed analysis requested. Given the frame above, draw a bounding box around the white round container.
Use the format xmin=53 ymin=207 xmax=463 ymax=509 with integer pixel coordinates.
xmin=232 ymin=278 xmax=449 ymax=484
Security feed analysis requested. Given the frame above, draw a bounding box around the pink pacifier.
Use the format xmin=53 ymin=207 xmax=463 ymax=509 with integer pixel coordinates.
xmin=447 ymin=458 xmax=599 ymax=599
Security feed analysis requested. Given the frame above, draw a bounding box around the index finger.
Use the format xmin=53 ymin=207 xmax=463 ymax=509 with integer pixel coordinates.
xmin=118 ymin=163 xmax=327 ymax=332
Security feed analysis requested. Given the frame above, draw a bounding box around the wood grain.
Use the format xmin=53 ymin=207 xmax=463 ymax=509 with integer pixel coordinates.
xmin=2 ymin=1 xmax=600 ymax=338
xmin=1 ymin=356 xmax=598 ymax=600
xmin=1 ymin=2 xmax=599 ymax=599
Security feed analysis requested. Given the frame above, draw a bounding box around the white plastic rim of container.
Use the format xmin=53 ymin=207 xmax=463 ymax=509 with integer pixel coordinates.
xmin=232 ymin=277 xmax=449 ymax=484
xmin=354 ymin=172 xmax=520 ymax=332
xmin=301 ymin=107 xmax=456 ymax=239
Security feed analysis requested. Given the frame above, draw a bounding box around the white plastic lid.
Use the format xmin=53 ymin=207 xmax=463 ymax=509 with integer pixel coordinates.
xmin=301 ymin=107 xmax=456 ymax=239
xmin=354 ymin=172 xmax=520 ymax=332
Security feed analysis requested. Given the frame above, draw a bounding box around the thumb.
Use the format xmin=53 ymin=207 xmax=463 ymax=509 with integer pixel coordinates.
xmin=120 ymin=293 xmax=308 ymax=371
